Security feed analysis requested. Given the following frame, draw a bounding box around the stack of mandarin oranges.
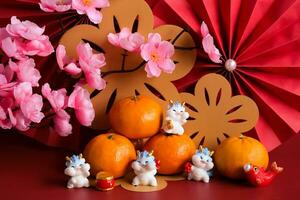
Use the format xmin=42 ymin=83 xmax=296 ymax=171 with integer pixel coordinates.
xmin=83 ymin=95 xmax=270 ymax=181
xmin=83 ymin=95 xmax=196 ymax=178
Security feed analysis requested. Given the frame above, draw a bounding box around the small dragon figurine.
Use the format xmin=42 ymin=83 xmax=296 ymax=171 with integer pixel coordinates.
xmin=185 ymin=146 xmax=214 ymax=183
xmin=64 ymin=154 xmax=90 ymax=189
xmin=163 ymin=100 xmax=189 ymax=135
xmin=131 ymin=150 xmax=160 ymax=187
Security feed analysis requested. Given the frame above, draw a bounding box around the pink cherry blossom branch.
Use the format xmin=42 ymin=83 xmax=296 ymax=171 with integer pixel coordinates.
xmin=0 ymin=16 xmax=97 ymax=136
xmin=39 ymin=0 xmax=110 ymax=25
xmin=56 ymin=43 xmax=106 ymax=90
xmin=200 ymin=21 xmax=222 ymax=63
xmin=0 ymin=14 xmax=191 ymax=137
xmin=89 ymin=28 xmax=182 ymax=98
xmin=89 ymin=60 xmax=147 ymax=99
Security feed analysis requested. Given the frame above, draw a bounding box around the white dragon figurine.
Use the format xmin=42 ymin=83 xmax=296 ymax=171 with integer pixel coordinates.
xmin=163 ymin=100 xmax=189 ymax=135
xmin=131 ymin=150 xmax=159 ymax=187
xmin=64 ymin=154 xmax=90 ymax=189
xmin=185 ymin=147 xmax=214 ymax=183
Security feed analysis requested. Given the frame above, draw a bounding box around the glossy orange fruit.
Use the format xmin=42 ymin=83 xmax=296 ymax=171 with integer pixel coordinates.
xmin=214 ymin=135 xmax=269 ymax=179
xmin=108 ymin=95 xmax=163 ymax=139
xmin=83 ymin=133 xmax=136 ymax=178
xmin=144 ymin=133 xmax=196 ymax=175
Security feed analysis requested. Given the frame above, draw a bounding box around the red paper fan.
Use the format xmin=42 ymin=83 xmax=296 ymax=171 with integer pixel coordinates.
xmin=151 ymin=0 xmax=300 ymax=151
xmin=1 ymin=0 xmax=300 ymax=152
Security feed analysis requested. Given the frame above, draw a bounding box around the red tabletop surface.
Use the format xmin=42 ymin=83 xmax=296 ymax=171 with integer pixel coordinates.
xmin=0 ymin=132 xmax=299 ymax=200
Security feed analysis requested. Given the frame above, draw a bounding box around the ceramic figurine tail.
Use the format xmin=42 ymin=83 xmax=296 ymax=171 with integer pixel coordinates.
xmin=271 ymin=162 xmax=283 ymax=174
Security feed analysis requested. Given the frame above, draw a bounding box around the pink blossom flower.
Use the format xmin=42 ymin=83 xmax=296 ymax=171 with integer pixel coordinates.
xmin=108 ymin=27 xmax=145 ymax=52
xmin=56 ymin=44 xmax=82 ymax=75
xmin=0 ymin=96 xmax=15 ymax=129
xmin=1 ymin=16 xmax=54 ymax=59
xmin=53 ymin=110 xmax=72 ymax=136
xmin=201 ymin=21 xmax=222 ymax=64
xmin=0 ymin=28 xmax=10 ymax=41
xmin=0 ymin=96 xmax=15 ymax=112
xmin=77 ymin=43 xmax=106 ymax=90
xmin=14 ymin=82 xmax=44 ymax=123
xmin=68 ymin=85 xmax=95 ymax=126
xmin=2 ymin=36 xmax=53 ymax=59
xmin=140 ymin=33 xmax=175 ymax=78
xmin=0 ymin=64 xmax=16 ymax=97
xmin=41 ymin=83 xmax=68 ymax=111
xmin=6 ymin=16 xmax=45 ymax=41
xmin=200 ymin=21 xmax=209 ymax=37
xmin=1 ymin=33 xmax=53 ymax=60
xmin=0 ymin=117 xmax=12 ymax=129
xmin=0 ymin=97 xmax=15 ymax=129
xmin=0 ymin=64 xmax=13 ymax=83
xmin=42 ymin=83 xmax=72 ymax=136
xmin=56 ymin=43 xmax=106 ymax=90
xmin=20 ymin=94 xmax=44 ymax=123
xmin=8 ymin=109 xmax=31 ymax=131
xmin=72 ymin=0 xmax=110 ymax=24
xmin=24 ymin=35 xmax=54 ymax=57
xmin=39 ymin=0 xmax=72 ymax=12
xmin=13 ymin=82 xmax=32 ymax=104
xmin=0 ymin=106 xmax=12 ymax=129
xmin=1 ymin=37 xmax=26 ymax=60
xmin=9 ymin=59 xmax=41 ymax=87
xmin=0 ymin=106 xmax=6 ymax=120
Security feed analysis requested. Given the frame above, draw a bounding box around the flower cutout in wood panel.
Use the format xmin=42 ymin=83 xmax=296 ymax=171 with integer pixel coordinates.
xmin=181 ymin=73 xmax=259 ymax=150
xmin=153 ymin=0 xmax=300 ymax=151
xmin=59 ymin=0 xmax=196 ymax=130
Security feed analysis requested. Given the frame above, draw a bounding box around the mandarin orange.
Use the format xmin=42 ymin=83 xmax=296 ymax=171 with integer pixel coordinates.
xmin=144 ymin=133 xmax=196 ymax=175
xmin=83 ymin=133 xmax=136 ymax=178
xmin=108 ymin=95 xmax=163 ymax=139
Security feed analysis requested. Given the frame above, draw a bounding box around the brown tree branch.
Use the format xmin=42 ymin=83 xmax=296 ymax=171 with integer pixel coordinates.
xmin=102 ymin=60 xmax=146 ymax=77
xmin=171 ymin=29 xmax=185 ymax=45
xmin=89 ymin=28 xmax=190 ymax=99
xmin=174 ymin=45 xmax=198 ymax=50
xmin=90 ymin=60 xmax=146 ymax=98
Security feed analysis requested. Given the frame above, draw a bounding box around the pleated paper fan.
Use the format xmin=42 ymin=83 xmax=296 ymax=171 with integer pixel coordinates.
xmin=151 ymin=0 xmax=300 ymax=150
xmin=1 ymin=0 xmax=300 ymax=152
